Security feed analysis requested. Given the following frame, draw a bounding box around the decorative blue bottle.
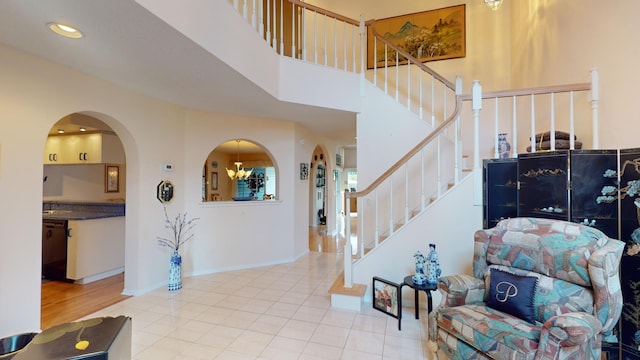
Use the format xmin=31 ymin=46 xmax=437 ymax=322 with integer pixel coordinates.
xmin=498 ymin=133 xmax=511 ymax=159
xmin=425 ymin=243 xmax=441 ymax=286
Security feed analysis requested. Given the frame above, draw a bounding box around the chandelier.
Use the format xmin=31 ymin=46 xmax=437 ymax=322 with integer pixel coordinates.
xmin=226 ymin=140 xmax=252 ymax=180
xmin=484 ymin=0 xmax=503 ymax=10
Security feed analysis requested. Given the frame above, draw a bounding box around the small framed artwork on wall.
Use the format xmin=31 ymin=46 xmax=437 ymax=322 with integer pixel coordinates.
xmin=300 ymin=163 xmax=309 ymax=180
xmin=105 ymin=164 xmax=119 ymax=193
xmin=211 ymin=172 xmax=218 ymax=190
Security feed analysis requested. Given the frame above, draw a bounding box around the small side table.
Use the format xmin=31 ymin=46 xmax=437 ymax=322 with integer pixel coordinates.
xmin=401 ymin=276 xmax=437 ymax=319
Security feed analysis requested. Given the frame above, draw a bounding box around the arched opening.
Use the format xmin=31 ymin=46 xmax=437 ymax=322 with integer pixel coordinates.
xmin=41 ymin=112 xmax=128 ymax=329
xmin=202 ymin=139 xmax=277 ymax=202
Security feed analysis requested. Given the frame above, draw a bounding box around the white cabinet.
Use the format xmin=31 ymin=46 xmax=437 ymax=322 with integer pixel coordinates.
xmin=66 ymin=217 xmax=125 ymax=283
xmin=43 ymin=132 xmax=125 ymax=164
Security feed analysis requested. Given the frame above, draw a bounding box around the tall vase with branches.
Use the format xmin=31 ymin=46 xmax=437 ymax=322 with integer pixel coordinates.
xmin=157 ymin=207 xmax=199 ymax=291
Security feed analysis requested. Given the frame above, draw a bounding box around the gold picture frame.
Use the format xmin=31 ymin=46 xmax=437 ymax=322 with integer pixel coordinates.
xmin=105 ymin=164 xmax=119 ymax=193
xmin=367 ymin=4 xmax=466 ymax=69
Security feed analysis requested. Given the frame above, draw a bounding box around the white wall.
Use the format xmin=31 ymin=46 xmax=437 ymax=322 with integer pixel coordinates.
xmin=0 ymin=40 xmax=327 ymax=337
xmin=353 ymin=175 xmax=482 ymax=306
xmin=43 ymin=164 xmax=126 ymax=202
xmin=510 ymin=1 xmax=640 ymax=149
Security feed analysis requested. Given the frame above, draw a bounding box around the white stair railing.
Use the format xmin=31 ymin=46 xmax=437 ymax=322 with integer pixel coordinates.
xmin=230 ymin=0 xmax=362 ymax=72
xmin=226 ymin=1 xmax=599 ymax=289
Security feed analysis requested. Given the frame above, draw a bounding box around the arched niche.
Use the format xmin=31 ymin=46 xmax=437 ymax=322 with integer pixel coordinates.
xmin=202 ymin=139 xmax=277 ymax=202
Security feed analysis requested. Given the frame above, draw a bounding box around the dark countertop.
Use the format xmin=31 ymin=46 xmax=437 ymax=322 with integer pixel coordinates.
xmin=43 ymin=211 xmax=124 ymax=221
xmin=43 ymin=201 xmax=125 ymax=221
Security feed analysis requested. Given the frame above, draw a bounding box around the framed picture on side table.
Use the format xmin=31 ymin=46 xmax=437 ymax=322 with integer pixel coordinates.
xmin=372 ymin=276 xmax=402 ymax=330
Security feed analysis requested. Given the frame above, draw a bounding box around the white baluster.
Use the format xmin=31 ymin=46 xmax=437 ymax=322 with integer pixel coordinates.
xmin=333 ymin=18 xmax=337 ymax=68
xmin=251 ymin=0 xmax=257 ymax=30
xmin=420 ymin=150 xmax=426 ymax=210
xmin=472 ymin=80 xmax=483 ymax=206
xmin=407 ymin=62 xmax=411 ymax=110
xmin=570 ymin=91 xmax=575 ymax=149
xmin=301 ymin=7 xmax=306 ymax=60
xmin=404 ymin=163 xmax=409 ymax=224
xmin=591 ymin=68 xmax=599 ymax=149
xmin=512 ymin=96 xmax=518 ymax=157
xmin=395 ymin=52 xmax=399 ymax=102
xmin=313 ymin=11 xmax=318 ymax=64
xmin=494 ymin=97 xmax=499 ymax=159
xmin=291 ymin=2 xmax=296 ymax=58
xmin=323 ymin=14 xmax=327 ymax=66
xmin=374 ymin=190 xmax=379 ymax=247
xmin=454 ymin=76 xmax=462 ymax=183
xmin=431 ymin=76 xmax=435 ymax=127
xmin=550 ymin=93 xmax=555 ymax=151
xmin=265 ymin=0 xmax=271 ymax=46
xmin=233 ymin=0 xmax=239 ymax=12
xmin=419 ymin=70 xmax=423 ymax=119
xmin=243 ymin=0 xmax=248 ymax=20
xmin=530 ymin=94 xmax=536 ymax=153
xmin=389 ymin=177 xmax=394 ymax=236
xmin=279 ymin=0 xmax=284 ymax=55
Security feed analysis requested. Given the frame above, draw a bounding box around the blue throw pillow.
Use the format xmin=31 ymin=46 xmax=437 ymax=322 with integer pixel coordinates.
xmin=487 ymin=268 xmax=538 ymax=324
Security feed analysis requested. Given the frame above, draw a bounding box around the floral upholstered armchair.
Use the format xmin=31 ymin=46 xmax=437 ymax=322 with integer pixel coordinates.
xmin=429 ymin=217 xmax=624 ymax=360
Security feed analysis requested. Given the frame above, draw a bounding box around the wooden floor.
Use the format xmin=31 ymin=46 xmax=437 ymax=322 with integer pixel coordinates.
xmin=41 ymin=273 xmax=129 ymax=330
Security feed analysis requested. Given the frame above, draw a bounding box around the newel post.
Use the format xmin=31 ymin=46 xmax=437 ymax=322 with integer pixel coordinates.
xmin=472 ymin=80 xmax=483 ymax=206
xmin=344 ymin=193 xmax=353 ymax=288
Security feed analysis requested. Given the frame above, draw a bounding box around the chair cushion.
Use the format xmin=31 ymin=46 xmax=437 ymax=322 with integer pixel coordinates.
xmin=487 ymin=268 xmax=538 ymax=324
xmin=435 ymin=304 xmax=541 ymax=360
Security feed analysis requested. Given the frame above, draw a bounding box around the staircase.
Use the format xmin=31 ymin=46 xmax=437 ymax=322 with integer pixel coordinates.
xmin=137 ymin=0 xmax=601 ymax=310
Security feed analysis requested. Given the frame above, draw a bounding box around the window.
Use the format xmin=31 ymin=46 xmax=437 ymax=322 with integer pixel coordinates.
xmin=203 ymin=140 xmax=277 ymax=202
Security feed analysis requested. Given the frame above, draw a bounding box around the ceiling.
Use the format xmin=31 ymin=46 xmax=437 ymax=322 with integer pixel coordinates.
xmin=0 ymin=0 xmax=357 ymax=144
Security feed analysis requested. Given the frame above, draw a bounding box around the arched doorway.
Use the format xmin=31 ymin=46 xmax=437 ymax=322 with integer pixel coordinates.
xmin=41 ymin=112 xmax=129 ymax=328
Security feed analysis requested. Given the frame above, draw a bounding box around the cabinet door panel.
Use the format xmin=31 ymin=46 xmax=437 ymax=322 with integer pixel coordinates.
xmin=517 ymin=151 xmax=569 ymax=220
xmin=570 ymin=150 xmax=619 ymax=238
xmin=483 ymin=158 xmax=517 ymax=229
xmin=620 ymin=148 xmax=640 ymax=244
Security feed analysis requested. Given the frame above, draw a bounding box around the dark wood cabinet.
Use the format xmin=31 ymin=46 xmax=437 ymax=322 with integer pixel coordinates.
xmin=483 ymin=148 xmax=640 ymax=359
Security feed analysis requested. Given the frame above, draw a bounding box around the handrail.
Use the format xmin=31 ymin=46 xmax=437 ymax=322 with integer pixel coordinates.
xmin=288 ymin=0 xmax=359 ymax=26
xmin=346 ymin=96 xmax=462 ymax=200
xmin=367 ymin=21 xmax=457 ymax=90
xmin=460 ymin=82 xmax=592 ymax=101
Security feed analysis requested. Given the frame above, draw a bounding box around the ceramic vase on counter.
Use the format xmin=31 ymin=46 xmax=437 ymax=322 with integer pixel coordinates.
xmin=168 ymin=250 xmax=182 ymax=291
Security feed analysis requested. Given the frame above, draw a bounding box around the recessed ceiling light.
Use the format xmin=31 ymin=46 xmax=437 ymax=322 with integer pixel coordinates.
xmin=47 ymin=22 xmax=83 ymax=39
xmin=57 ymin=129 xmax=65 ymax=134
xmin=79 ymin=127 xmax=87 ymax=132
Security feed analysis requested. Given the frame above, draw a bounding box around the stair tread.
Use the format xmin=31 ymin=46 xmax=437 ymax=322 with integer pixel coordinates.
xmin=328 ymin=272 xmax=367 ymax=297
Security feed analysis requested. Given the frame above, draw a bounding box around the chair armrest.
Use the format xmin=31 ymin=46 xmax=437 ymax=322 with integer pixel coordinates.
xmin=537 ymin=312 xmax=603 ymax=358
xmin=437 ymin=274 xmax=485 ymax=307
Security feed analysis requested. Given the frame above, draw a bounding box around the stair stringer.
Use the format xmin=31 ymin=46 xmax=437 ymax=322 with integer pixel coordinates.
xmin=351 ymin=173 xmax=482 ymax=307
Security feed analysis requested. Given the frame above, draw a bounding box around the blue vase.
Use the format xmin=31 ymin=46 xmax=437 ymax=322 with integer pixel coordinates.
xmin=168 ymin=250 xmax=182 ymax=291
xmin=498 ymin=133 xmax=511 ymax=159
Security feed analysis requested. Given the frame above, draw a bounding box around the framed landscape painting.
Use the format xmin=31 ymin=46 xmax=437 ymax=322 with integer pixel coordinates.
xmin=367 ymin=4 xmax=466 ymax=69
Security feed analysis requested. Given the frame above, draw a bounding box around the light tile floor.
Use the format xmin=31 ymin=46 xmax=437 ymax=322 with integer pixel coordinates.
xmin=83 ymin=252 xmax=435 ymax=360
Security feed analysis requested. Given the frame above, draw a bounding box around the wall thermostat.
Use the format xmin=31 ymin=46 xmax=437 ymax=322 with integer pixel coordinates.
xmin=157 ymin=180 xmax=174 ymax=203
xmin=162 ymin=162 xmax=174 ymax=172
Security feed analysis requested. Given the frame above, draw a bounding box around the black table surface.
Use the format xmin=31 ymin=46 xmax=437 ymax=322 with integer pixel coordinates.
xmin=402 ymin=276 xmax=438 ymax=290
